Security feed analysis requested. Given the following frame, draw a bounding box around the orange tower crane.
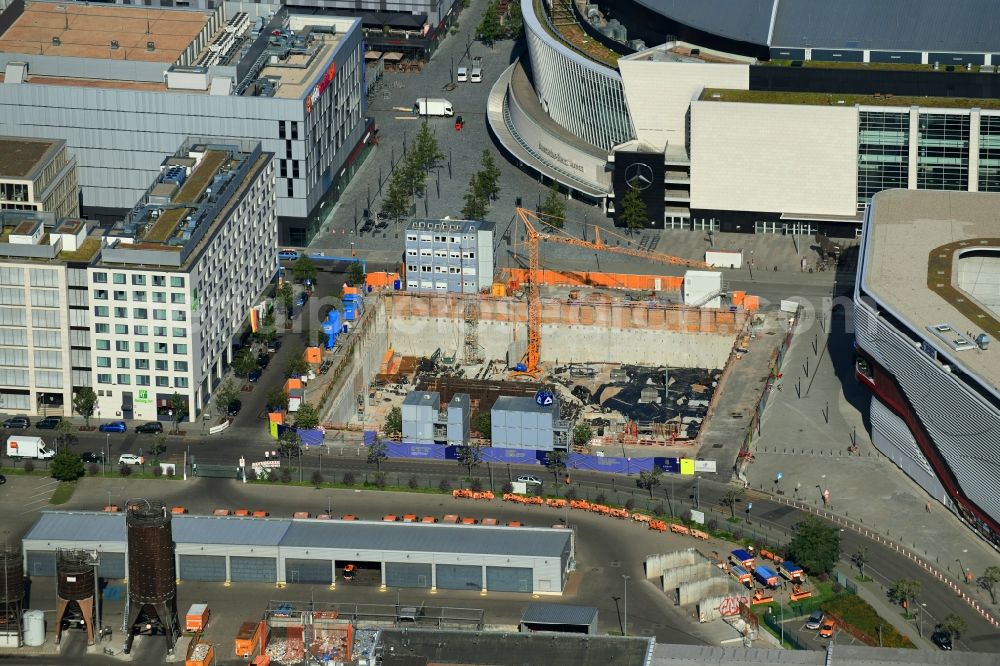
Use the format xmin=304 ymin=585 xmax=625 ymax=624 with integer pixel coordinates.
xmin=515 ymin=207 xmax=712 ymax=373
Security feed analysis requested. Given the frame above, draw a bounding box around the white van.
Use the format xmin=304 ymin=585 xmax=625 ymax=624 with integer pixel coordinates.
xmin=470 ymin=57 xmax=482 ymax=82
xmin=456 ymin=66 xmax=468 ymax=82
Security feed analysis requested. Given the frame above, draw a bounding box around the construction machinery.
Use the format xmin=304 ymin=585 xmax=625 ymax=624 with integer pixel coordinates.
xmin=514 ymin=208 xmax=711 ymax=374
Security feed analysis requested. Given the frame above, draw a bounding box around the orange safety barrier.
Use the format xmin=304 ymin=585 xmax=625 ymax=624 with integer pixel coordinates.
xmin=545 ymin=499 xmax=567 ymax=508
xmin=455 ymin=489 xmax=495 ymax=500
xmin=293 ymin=511 xmax=310 ymax=519
xmin=171 ymin=506 xmax=187 ymax=514
xmin=691 ymin=529 xmax=710 ymax=540
xmin=649 ymin=520 xmax=667 ymax=532
xmin=731 ymin=290 xmax=746 ymax=306
xmin=213 ymin=509 xmax=230 ymax=516
xmin=252 ymin=510 xmax=269 ymax=518
xmin=233 ymin=509 xmax=250 ymax=517
xmin=103 ymin=505 xmax=120 ymax=513
xmin=670 ymin=524 xmax=691 ymax=535
xmin=507 ymin=521 xmax=522 ymax=527
xmin=744 ymin=295 xmax=760 ymax=311
xmin=631 ymin=513 xmax=651 ymax=523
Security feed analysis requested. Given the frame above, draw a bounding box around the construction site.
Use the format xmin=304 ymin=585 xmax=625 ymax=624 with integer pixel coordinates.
xmin=319 ymin=209 xmax=759 ymax=455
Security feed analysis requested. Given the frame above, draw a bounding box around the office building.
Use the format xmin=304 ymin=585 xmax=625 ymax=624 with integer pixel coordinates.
xmin=491 ymin=396 xmax=568 ymax=452
xmin=0 ymin=1 xmax=371 ymax=245
xmin=404 ymin=219 xmax=495 ymax=293
xmin=489 ymin=0 xmax=1000 ymax=237
xmin=0 ymin=137 xmax=78 ymax=219
xmin=854 ymin=189 xmax=1000 ymax=547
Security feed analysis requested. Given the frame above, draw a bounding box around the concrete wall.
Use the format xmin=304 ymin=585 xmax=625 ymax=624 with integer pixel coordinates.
xmin=663 ymin=562 xmax=714 ymax=593
xmin=690 ymin=101 xmax=859 ymax=216
xmin=644 ymin=549 xmax=700 ymax=580
xmin=321 ymin=293 xmax=389 ymax=426
xmin=686 ymin=579 xmax=746 ymax=612
xmin=618 ymin=60 xmax=749 ymax=154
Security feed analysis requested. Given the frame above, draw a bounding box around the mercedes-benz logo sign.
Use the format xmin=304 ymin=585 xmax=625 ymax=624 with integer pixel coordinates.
xmin=624 ymin=162 xmax=654 ymax=191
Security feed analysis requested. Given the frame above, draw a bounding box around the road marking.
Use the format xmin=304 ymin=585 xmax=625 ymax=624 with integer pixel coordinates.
xmin=392 ymin=107 xmax=412 ymax=112
xmin=394 ymin=116 xmax=420 ymax=121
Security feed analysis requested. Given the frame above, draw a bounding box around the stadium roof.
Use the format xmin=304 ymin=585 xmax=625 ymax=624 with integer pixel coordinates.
xmin=636 ymin=0 xmax=1000 ymax=52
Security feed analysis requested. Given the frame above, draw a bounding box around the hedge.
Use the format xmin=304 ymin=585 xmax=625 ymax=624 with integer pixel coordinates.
xmin=823 ymin=593 xmax=914 ymax=649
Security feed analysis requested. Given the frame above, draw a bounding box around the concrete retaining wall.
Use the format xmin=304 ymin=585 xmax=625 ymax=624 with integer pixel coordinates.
xmin=698 ymin=589 xmax=752 ymax=622
xmin=322 ymin=295 xmax=390 ymax=425
xmin=644 ymin=549 xmax=700 ymax=580
xmin=662 ymin=562 xmax=715 ymax=593
xmin=680 ymin=577 xmax=743 ymax=608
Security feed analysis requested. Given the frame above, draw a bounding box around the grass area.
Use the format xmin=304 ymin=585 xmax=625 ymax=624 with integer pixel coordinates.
xmin=50 ymin=480 xmax=77 ymax=505
xmin=823 ymin=593 xmax=915 ymax=648
xmin=58 ymin=237 xmax=102 ymax=261
xmin=763 ymin=59 xmax=984 ymax=74
xmin=0 ymin=466 xmax=49 ymax=476
xmin=701 ymin=87 xmax=1000 ymax=110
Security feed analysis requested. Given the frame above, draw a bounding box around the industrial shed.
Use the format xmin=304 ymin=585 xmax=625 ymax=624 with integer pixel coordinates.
xmin=22 ymin=512 xmax=573 ymax=594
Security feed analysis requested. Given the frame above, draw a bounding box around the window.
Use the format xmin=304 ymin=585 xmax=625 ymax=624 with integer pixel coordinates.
xmin=134 ymin=326 xmax=148 ymax=336
xmin=93 ymin=272 xmax=107 ymax=283
xmin=0 ymin=288 xmax=24 ymax=306
xmin=155 ymin=343 xmax=168 ymax=354
xmin=172 ymin=311 xmax=186 ymax=322
xmin=132 ymin=275 xmax=146 ymax=286
xmin=116 ymin=374 xmax=130 ymax=385
xmin=136 ymin=375 xmax=150 ymax=386
xmin=97 ymin=373 xmax=112 ymax=384
xmin=135 ymin=359 xmax=149 ymax=370
xmin=291 ymin=121 xmax=299 ymax=140
xmin=133 ymin=291 xmax=146 ymax=302
xmin=116 ymin=358 xmax=129 ymax=369
xmin=156 ymin=376 xmax=169 ymax=387
xmin=173 ymin=344 xmax=188 ymax=354
xmin=30 ymin=289 xmax=59 ymax=308
xmin=114 ymin=307 xmax=127 ymax=318
xmin=115 ymin=341 xmax=129 ymax=352
xmin=171 ymin=293 xmax=185 ymax=304
xmin=174 ymin=360 xmax=188 ymax=372
xmin=155 ymin=360 xmax=168 ymax=371
xmin=113 ymin=290 xmax=127 ymax=301
xmin=406 ymin=234 xmax=417 ymax=242
xmin=152 ymin=276 xmax=166 ymax=287
xmin=154 ymin=327 xmax=167 ymax=337
xmin=407 ymin=264 xmax=417 ymax=273
xmin=153 ymin=309 xmax=166 ymax=320
xmin=96 ymin=357 xmax=111 ymax=368
xmin=152 ymin=292 xmax=166 ymax=303
xmin=94 ymin=306 xmax=109 ymax=317
xmin=175 ymin=377 xmax=188 ymax=388
xmin=170 ymin=276 xmax=185 ymax=288
xmin=95 ymin=323 xmax=110 ymax=334
xmin=113 ymin=274 xmax=126 ymax=285
xmin=172 ymin=327 xmax=186 ymax=338
xmin=462 ymin=251 xmax=476 ymax=259
xmin=115 ymin=324 xmax=129 ymax=334
xmin=135 ymin=342 xmax=149 ymax=353
xmin=29 ymin=269 xmax=58 ymax=288
xmin=133 ymin=308 xmax=147 ymax=319
xmin=95 ymin=340 xmax=110 ymax=351
xmin=94 ymin=290 xmax=108 ymax=300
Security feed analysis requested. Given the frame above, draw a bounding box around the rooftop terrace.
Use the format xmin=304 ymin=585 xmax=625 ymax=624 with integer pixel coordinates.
xmin=700 ymin=88 xmax=1000 ymax=110
xmin=0 ymin=1 xmax=209 ymax=63
xmin=533 ymin=0 xmax=621 ymax=69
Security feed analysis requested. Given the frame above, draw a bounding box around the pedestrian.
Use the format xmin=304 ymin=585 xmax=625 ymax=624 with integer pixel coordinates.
xmin=925 ymin=501 xmax=931 ymax=513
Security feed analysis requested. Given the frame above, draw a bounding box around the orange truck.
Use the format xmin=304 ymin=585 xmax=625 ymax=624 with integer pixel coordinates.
xmin=234 ymin=620 xmax=265 ymax=659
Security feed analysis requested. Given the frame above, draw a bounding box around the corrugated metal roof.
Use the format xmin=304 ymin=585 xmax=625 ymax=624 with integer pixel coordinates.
xmin=280 ymin=521 xmax=569 ymax=557
xmin=635 ymin=0 xmax=775 ymax=46
xmin=521 ymin=603 xmax=598 ymax=626
xmin=24 ymin=511 xmax=126 ymax=543
xmin=770 ymin=0 xmax=1000 ymax=52
xmin=173 ymin=515 xmax=291 ymax=546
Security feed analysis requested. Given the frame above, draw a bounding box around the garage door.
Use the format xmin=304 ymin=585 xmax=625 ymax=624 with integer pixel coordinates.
xmin=98 ymin=552 xmax=126 ymax=579
xmin=385 ymin=562 xmax=431 ymax=588
xmin=179 ymin=555 xmax=226 ymax=582
xmin=486 ymin=566 xmax=532 ymax=593
xmin=26 ymin=551 xmax=55 ymax=577
xmin=435 ymin=564 xmax=481 ymax=591
xmin=285 ymin=558 xmax=332 ymax=584
xmin=231 ymin=557 xmax=276 ymax=583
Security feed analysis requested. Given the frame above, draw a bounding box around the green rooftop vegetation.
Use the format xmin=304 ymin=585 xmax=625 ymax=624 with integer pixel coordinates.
xmin=700 ymin=88 xmax=1000 ymax=110
xmin=927 ymin=238 xmax=1000 ymax=341
xmin=58 ymin=237 xmax=102 ymax=262
xmin=762 ymin=59 xmax=985 ymax=74
xmin=533 ymin=0 xmax=620 ymax=69
xmin=143 ymin=150 xmax=227 ymax=244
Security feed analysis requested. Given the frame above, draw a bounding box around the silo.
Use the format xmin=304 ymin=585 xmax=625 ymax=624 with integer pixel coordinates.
xmin=55 ymin=549 xmax=97 ymax=645
xmin=0 ymin=546 xmax=25 ymax=645
xmin=124 ymin=500 xmax=180 ymax=655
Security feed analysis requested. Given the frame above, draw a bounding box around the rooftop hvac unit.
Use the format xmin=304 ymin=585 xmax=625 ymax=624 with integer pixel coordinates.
xmin=629 ymin=39 xmax=646 ymax=51
xmin=110 ymin=40 xmax=119 ymax=50
xmin=975 ymin=333 xmax=990 ymax=350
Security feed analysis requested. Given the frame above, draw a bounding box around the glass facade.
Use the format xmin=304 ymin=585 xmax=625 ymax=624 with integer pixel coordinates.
xmin=917 ymin=113 xmax=970 ymax=191
xmin=978 ymin=114 xmax=1000 ymax=192
xmin=857 ymin=111 xmax=909 ymax=210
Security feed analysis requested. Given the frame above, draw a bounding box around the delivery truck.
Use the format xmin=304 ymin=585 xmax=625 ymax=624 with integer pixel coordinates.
xmin=6 ymin=435 xmax=55 ymax=459
xmin=413 ymin=98 xmax=454 ymax=117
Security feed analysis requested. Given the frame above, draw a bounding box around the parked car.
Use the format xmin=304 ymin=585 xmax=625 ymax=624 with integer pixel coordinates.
xmin=80 ymin=451 xmax=103 ymax=464
xmin=516 ymin=475 xmax=543 ymax=486
xmin=456 ymin=66 xmax=468 ymax=82
xmin=266 ymin=338 xmax=282 ymax=354
xmin=257 ymin=353 xmax=271 ymax=369
xmin=277 ymin=249 xmax=300 ymax=261
xmin=805 ymin=611 xmax=824 ymax=630
xmin=818 ymin=618 xmax=836 ymax=639
xmin=227 ymin=400 xmax=242 ymax=417
xmin=0 ymin=473 xmax=5 ymax=485
xmin=118 ymin=453 xmax=142 ymax=465
xmin=932 ymin=631 xmax=953 ymax=651
xmin=2 ymin=416 xmax=30 ymax=429
xmin=248 ymin=369 xmax=262 ymax=383
xmin=296 ymin=292 xmax=310 ymax=307
xmin=99 ymin=421 xmax=127 ymax=433
xmin=136 ymin=422 xmax=163 ymax=434
xmin=36 ymin=416 xmax=62 ymax=429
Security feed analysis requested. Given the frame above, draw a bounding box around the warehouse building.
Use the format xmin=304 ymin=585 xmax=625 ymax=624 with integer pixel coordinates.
xmin=23 ymin=511 xmax=574 ymax=594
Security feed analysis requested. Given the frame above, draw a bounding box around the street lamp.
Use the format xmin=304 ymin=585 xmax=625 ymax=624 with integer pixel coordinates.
xmin=622 ymin=574 xmax=630 ymax=637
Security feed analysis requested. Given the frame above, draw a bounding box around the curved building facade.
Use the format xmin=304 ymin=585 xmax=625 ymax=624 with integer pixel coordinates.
xmin=522 ymin=0 xmax=633 ymax=152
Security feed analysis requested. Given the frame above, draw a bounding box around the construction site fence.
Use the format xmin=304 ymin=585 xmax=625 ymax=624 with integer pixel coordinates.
xmin=736 ymin=307 xmax=801 ymax=475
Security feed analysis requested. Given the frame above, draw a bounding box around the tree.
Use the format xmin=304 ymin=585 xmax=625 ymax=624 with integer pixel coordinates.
xmin=54 ymin=418 xmax=77 ymax=449
xmin=852 ymin=545 xmax=870 ymax=580
xmin=539 ymin=182 xmax=565 ymax=227
xmin=938 ymin=613 xmax=967 ymax=639
xmin=169 ymin=393 xmax=188 ymax=433
xmin=73 ymin=387 xmax=97 ymax=426
xmin=399 ymin=155 xmax=427 ymax=198
xmin=977 ymin=566 xmax=1000 ymax=604
xmin=479 ymin=150 xmax=501 ymax=201
xmin=545 ymin=450 xmax=567 ymax=484
xmin=295 ymin=402 xmax=320 ymax=430
xmin=504 ymin=0 xmax=524 ymax=38
xmin=383 ymin=406 xmax=402 ymax=437
xmin=286 ymin=355 xmax=310 ymax=378
xmin=461 ymin=174 xmax=488 ymax=220
xmin=456 ymin=443 xmax=483 ymax=477
xmin=572 ymin=422 xmax=592 ymax=447
xmin=233 ymin=348 xmax=259 ymax=378
xmin=637 ymin=467 xmax=663 ymax=499
xmin=473 ymin=411 xmax=491 ymax=439
xmin=477 ymin=3 xmax=503 ymax=43
xmin=215 ymin=379 xmax=239 ymax=413
xmin=619 ymin=183 xmax=648 ymax=231
xmin=278 ymin=428 xmax=301 ymax=459
xmin=888 ymin=578 xmax=921 ymax=612
xmin=148 ymin=436 xmax=166 ymax=461
xmin=266 ymin=386 xmax=289 ymax=412
xmin=278 ymin=281 xmax=294 ymax=315
xmin=366 ymin=438 xmax=388 ymax=474
xmin=348 ymin=260 xmax=366 ymax=287
xmin=788 ymin=515 xmax=842 ymax=575
xmin=292 ymin=256 xmax=318 ymax=285
xmin=721 ymin=486 xmax=745 ymax=519
xmin=50 ymin=449 xmax=85 ymax=482
xmin=381 ymin=171 xmax=412 ymax=222
xmin=412 ymin=121 xmax=445 ymax=175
